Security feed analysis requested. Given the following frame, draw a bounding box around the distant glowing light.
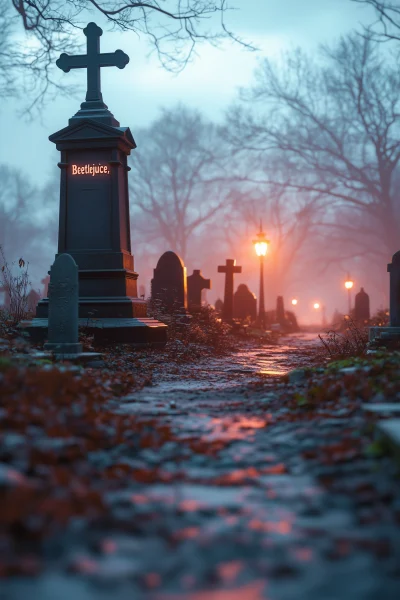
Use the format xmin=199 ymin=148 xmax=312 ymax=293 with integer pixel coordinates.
xmin=291 ymin=298 xmax=298 ymax=306
xmin=313 ymin=303 xmax=320 ymax=310
xmin=345 ymin=274 xmax=354 ymax=290
xmin=254 ymin=241 xmax=268 ymax=257
xmin=253 ymin=221 xmax=270 ymax=257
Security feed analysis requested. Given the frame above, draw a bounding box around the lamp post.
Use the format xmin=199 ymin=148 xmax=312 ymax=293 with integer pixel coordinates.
xmin=344 ymin=273 xmax=354 ymax=316
xmin=253 ymin=221 xmax=269 ymax=329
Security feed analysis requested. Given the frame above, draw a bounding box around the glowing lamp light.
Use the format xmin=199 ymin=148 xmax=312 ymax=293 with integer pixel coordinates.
xmin=291 ymin=298 xmax=298 ymax=306
xmin=255 ymin=241 xmax=268 ymax=257
xmin=313 ymin=302 xmax=320 ymax=310
xmin=253 ymin=220 xmax=270 ymax=257
xmin=345 ymin=274 xmax=354 ymax=290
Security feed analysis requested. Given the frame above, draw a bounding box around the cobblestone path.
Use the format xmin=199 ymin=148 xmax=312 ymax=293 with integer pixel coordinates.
xmin=4 ymin=334 xmax=400 ymax=600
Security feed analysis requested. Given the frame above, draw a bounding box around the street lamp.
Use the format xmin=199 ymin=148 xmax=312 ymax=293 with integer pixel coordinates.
xmin=253 ymin=220 xmax=269 ymax=329
xmin=344 ymin=273 xmax=354 ymax=316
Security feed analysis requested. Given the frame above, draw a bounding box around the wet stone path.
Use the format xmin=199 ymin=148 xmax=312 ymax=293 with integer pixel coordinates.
xmin=5 ymin=334 xmax=400 ymax=600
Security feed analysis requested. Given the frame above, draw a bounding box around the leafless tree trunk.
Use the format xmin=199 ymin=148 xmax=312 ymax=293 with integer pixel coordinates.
xmin=4 ymin=0 xmax=255 ymax=114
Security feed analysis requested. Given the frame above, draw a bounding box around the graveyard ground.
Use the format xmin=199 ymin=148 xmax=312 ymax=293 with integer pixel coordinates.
xmin=1 ymin=330 xmax=400 ymax=600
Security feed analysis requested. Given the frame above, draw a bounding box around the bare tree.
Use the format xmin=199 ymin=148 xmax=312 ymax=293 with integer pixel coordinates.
xmin=223 ymin=175 xmax=321 ymax=298
xmin=224 ymin=33 xmax=400 ymax=263
xmin=6 ymin=0 xmax=254 ymax=113
xmin=0 ymin=165 xmax=56 ymax=288
xmin=129 ymin=105 xmax=229 ymax=259
xmin=352 ymin=0 xmax=400 ymax=42
xmin=0 ymin=165 xmax=38 ymax=256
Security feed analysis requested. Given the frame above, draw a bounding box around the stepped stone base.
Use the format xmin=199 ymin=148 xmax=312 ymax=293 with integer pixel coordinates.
xmin=22 ymin=317 xmax=168 ymax=347
xmin=369 ymin=326 xmax=400 ymax=345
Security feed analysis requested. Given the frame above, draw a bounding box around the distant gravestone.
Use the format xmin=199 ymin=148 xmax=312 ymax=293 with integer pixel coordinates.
xmin=217 ymin=259 xmax=242 ymax=323
xmin=215 ymin=298 xmax=223 ymax=313
xmin=187 ymin=270 xmax=211 ymax=312
xmin=27 ymin=289 xmax=41 ymax=313
xmin=41 ymin=275 xmax=50 ymax=298
xmin=276 ymin=296 xmax=285 ymax=325
xmin=233 ymin=284 xmax=256 ymax=320
xmin=44 ymin=254 xmax=82 ymax=355
xmin=354 ymin=288 xmax=370 ymax=322
xmin=151 ymin=251 xmax=187 ymax=312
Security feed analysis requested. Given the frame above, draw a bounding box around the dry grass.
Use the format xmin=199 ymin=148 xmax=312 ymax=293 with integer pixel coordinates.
xmin=0 ymin=246 xmax=31 ymax=334
xmin=319 ymin=317 xmax=369 ymax=359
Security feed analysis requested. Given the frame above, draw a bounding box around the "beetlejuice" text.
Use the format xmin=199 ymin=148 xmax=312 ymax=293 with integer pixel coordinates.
xmin=71 ymin=164 xmax=110 ymax=176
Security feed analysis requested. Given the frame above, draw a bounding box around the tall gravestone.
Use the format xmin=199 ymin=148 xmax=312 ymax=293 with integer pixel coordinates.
xmin=151 ymin=251 xmax=187 ymax=312
xmin=233 ymin=284 xmax=256 ymax=320
xmin=217 ymin=259 xmax=242 ymax=323
xmin=354 ymin=288 xmax=370 ymax=322
xmin=187 ymin=269 xmax=211 ymax=312
xmin=27 ymin=23 xmax=166 ymax=345
xmin=44 ymin=254 xmax=82 ymax=355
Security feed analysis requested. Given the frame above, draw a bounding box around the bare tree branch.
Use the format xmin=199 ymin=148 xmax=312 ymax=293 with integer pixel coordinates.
xmin=3 ymin=0 xmax=255 ymax=116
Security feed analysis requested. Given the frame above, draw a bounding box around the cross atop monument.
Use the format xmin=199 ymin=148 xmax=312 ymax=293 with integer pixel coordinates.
xmin=56 ymin=22 xmax=129 ymax=104
xmin=218 ymin=259 xmax=242 ymax=323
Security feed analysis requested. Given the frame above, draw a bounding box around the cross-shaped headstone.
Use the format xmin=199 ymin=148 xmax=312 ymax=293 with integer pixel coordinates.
xmin=187 ymin=269 xmax=211 ymax=312
xmin=218 ymin=259 xmax=242 ymax=323
xmin=56 ymin=22 xmax=129 ymax=103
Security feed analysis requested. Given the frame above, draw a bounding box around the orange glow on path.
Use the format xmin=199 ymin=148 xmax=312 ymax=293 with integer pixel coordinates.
xmin=155 ymin=579 xmax=267 ymax=600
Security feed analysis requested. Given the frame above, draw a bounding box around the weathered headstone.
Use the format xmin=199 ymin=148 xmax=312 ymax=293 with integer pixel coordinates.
xmin=217 ymin=259 xmax=242 ymax=323
xmin=27 ymin=289 xmax=41 ymax=313
xmin=354 ymin=288 xmax=370 ymax=322
xmin=187 ymin=269 xmax=211 ymax=312
xmin=276 ymin=296 xmax=285 ymax=326
xmin=44 ymin=254 xmax=82 ymax=355
xmin=26 ymin=22 xmax=166 ymax=346
xmin=151 ymin=251 xmax=187 ymax=312
xmin=233 ymin=284 xmax=256 ymax=320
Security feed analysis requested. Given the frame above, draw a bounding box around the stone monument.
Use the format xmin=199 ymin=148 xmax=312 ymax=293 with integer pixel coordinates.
xmin=44 ymin=254 xmax=82 ymax=355
xmin=26 ymin=23 xmax=167 ymax=345
xmin=151 ymin=251 xmax=187 ymax=313
xmin=233 ymin=284 xmax=256 ymax=321
xmin=217 ymin=259 xmax=242 ymax=323
xmin=354 ymin=288 xmax=370 ymax=323
xmin=187 ymin=269 xmax=211 ymax=312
